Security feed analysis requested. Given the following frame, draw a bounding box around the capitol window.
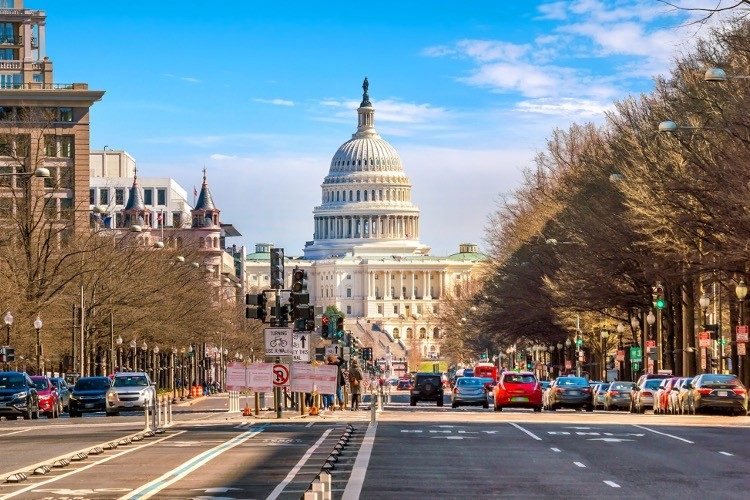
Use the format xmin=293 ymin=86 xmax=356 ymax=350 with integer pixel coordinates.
xmin=377 ymin=305 xmax=383 ymax=314
xmin=363 ymin=191 xmax=368 ymax=201
xmin=346 ymin=288 xmax=351 ymax=298
xmin=346 ymin=306 xmax=352 ymax=314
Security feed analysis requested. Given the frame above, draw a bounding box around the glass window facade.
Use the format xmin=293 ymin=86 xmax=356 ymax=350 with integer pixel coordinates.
xmin=143 ymin=188 xmax=153 ymax=205
xmin=157 ymin=188 xmax=166 ymax=206
xmin=59 ymin=107 xmax=73 ymax=122
xmin=115 ymin=188 xmax=124 ymax=205
xmin=99 ymin=188 xmax=109 ymax=205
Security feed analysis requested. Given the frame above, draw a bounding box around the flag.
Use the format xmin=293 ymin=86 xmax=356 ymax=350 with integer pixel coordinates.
xmin=193 ymin=186 xmax=198 ymax=197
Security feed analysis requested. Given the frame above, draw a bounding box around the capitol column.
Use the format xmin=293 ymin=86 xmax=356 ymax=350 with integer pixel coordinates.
xmin=424 ymin=272 xmax=430 ymax=299
xmin=385 ymin=272 xmax=390 ymax=298
xmin=439 ymin=271 xmax=445 ymax=298
xmin=398 ymin=272 xmax=404 ymax=299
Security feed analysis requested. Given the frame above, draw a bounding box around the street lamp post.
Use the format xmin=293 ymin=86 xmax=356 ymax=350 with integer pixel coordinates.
xmin=153 ymin=346 xmax=160 ymax=388
xmin=141 ymin=341 xmax=147 ymax=376
xmin=646 ymin=311 xmax=656 ymax=373
xmin=171 ymin=347 xmax=178 ymax=403
xmin=600 ymin=329 xmax=610 ymax=381
xmin=617 ymin=322 xmax=625 ymax=379
xmin=187 ymin=345 xmax=194 ymax=399
xmin=180 ymin=347 xmax=186 ymax=400
xmin=3 ymin=311 xmax=12 ymax=371
xmin=699 ymin=294 xmax=711 ymax=373
xmin=115 ymin=335 xmax=122 ymax=372
xmin=735 ymin=279 xmax=747 ymax=383
xmin=34 ymin=316 xmax=43 ymax=375
xmin=129 ymin=340 xmax=137 ymax=371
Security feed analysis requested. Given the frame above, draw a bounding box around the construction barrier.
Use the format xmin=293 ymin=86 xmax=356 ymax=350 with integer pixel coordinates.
xmin=228 ymin=391 xmax=241 ymax=412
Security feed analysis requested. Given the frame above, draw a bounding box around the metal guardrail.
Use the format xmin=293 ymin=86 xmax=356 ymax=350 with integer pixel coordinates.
xmin=0 ymin=83 xmax=86 ymax=90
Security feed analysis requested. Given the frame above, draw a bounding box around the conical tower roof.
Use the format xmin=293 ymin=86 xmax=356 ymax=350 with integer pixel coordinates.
xmin=194 ymin=168 xmax=216 ymax=211
xmin=124 ymin=168 xmax=145 ymax=211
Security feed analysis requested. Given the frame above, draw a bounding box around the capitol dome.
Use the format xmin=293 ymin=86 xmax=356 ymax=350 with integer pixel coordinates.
xmin=303 ymin=78 xmax=430 ymax=260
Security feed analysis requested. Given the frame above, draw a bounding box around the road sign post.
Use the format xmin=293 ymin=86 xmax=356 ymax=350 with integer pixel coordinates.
xmin=292 ymin=332 xmax=311 ymax=362
xmin=264 ymin=327 xmax=293 ymax=357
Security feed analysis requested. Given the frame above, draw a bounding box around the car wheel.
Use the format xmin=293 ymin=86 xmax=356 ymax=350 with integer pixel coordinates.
xmin=586 ymin=405 xmax=594 ymax=412
xmin=69 ymin=410 xmax=81 ymax=418
xmin=31 ymin=408 xmax=39 ymax=419
xmin=534 ymin=406 xmax=542 ymax=413
xmin=548 ymin=404 xmax=556 ymax=411
xmin=6 ymin=415 xmax=17 ymax=420
xmin=409 ymin=398 xmax=416 ymax=407
xmin=106 ymin=409 xmax=119 ymax=417
xmin=23 ymin=408 xmax=31 ymax=420
xmin=437 ymin=399 xmax=444 ymax=407
xmin=483 ymin=402 xmax=489 ymax=409
xmin=452 ymin=402 xmax=458 ymax=409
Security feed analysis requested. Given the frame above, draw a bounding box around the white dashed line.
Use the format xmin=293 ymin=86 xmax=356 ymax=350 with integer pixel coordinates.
xmin=632 ymin=425 xmax=694 ymax=444
xmin=719 ymin=451 xmax=733 ymax=456
xmin=604 ymin=480 xmax=621 ymax=488
xmin=550 ymin=447 xmax=562 ymax=453
xmin=509 ymin=422 xmax=542 ymax=441
xmin=305 ymin=422 xmax=314 ymax=428
xmin=574 ymin=462 xmax=586 ymax=468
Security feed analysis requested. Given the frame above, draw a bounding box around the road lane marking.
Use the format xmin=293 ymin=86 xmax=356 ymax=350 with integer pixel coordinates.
xmin=719 ymin=451 xmax=733 ymax=456
xmin=509 ymin=422 xmax=542 ymax=441
xmin=342 ymin=422 xmax=377 ymax=500
xmin=0 ymin=428 xmax=33 ymax=437
xmin=574 ymin=462 xmax=586 ymax=468
xmin=550 ymin=448 xmax=562 ymax=452
xmin=0 ymin=431 xmax=186 ymax=499
xmin=121 ymin=426 xmax=265 ymax=500
xmin=266 ymin=428 xmax=333 ymax=500
xmin=604 ymin=480 xmax=621 ymax=488
xmin=632 ymin=425 xmax=694 ymax=444
xmin=305 ymin=422 xmax=314 ymax=428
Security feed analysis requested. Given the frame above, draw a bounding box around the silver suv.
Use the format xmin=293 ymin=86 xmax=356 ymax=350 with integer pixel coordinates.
xmin=106 ymin=372 xmax=155 ymax=416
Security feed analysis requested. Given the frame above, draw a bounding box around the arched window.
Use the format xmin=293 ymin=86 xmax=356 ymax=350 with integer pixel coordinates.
xmin=433 ymin=327 xmax=440 ymax=339
xmin=199 ymin=237 xmax=205 ymax=248
xmin=336 ymin=191 xmax=340 ymax=202
xmin=390 ymin=286 xmax=395 ymax=297
xmin=406 ymin=328 xmax=413 ymax=339
xmin=393 ymin=328 xmax=400 ymax=339
xmin=356 ymin=191 xmax=361 ymax=201
xmin=363 ymin=190 xmax=368 ymax=201
xmin=419 ymin=327 xmax=426 ymax=339
xmin=371 ymin=190 xmax=375 ymax=200
xmin=349 ymin=191 xmax=353 ymax=201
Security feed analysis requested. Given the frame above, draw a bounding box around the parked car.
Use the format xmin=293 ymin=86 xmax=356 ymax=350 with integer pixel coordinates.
xmin=69 ymin=376 xmax=112 ymax=417
xmin=630 ymin=378 xmax=663 ymax=413
xmin=396 ymin=378 xmax=413 ymax=390
xmin=686 ymin=374 xmax=748 ymax=416
xmin=675 ymin=377 xmax=696 ymax=414
xmin=603 ymin=381 xmax=635 ymax=411
xmin=494 ymin=372 xmax=542 ymax=412
xmin=545 ymin=376 xmax=593 ymax=411
xmin=592 ymin=383 xmax=610 ymax=410
xmin=30 ymin=376 xmax=61 ymax=418
xmin=410 ymin=373 xmax=444 ymax=406
xmin=451 ymin=377 xmax=489 ymax=409
xmin=50 ymin=377 xmax=71 ymax=412
xmin=105 ymin=372 xmax=155 ymax=416
xmin=0 ymin=372 xmax=40 ymax=420
xmin=666 ymin=378 xmax=691 ymax=414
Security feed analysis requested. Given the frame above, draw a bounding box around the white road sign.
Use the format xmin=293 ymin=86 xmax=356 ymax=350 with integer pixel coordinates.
xmin=293 ymin=332 xmax=311 ymax=362
xmin=325 ymin=344 xmax=342 ymax=357
xmin=290 ymin=362 xmax=315 ymax=392
xmin=264 ymin=327 xmax=293 ymax=356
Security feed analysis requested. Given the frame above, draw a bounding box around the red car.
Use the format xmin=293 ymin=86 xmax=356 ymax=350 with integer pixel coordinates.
xmin=493 ymin=371 xmax=543 ymax=412
xmin=30 ymin=376 xmax=61 ymax=418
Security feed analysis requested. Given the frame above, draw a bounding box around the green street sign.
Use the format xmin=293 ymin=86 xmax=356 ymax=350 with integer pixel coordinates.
xmin=575 ymin=338 xmax=583 ymax=347
xmin=629 ymin=346 xmax=642 ymax=359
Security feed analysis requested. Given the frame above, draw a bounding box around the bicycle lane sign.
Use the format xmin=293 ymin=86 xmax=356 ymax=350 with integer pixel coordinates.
xmin=264 ymin=327 xmax=293 ymax=356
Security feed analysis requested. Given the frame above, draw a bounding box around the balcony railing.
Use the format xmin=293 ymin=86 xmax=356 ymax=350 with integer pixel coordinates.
xmin=0 ymin=35 xmax=20 ymax=45
xmin=0 ymin=82 xmax=88 ymax=90
xmin=0 ymin=60 xmax=20 ymax=70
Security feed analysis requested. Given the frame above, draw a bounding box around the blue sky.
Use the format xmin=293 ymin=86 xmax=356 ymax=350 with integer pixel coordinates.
xmin=43 ymin=0 xmax=719 ymax=255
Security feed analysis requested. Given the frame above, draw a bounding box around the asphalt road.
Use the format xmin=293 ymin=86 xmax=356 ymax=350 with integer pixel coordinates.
xmin=0 ymin=392 xmax=747 ymax=499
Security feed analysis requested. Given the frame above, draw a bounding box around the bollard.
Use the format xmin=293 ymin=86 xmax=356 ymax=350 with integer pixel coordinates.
xmin=312 ymin=480 xmax=325 ymax=498
xmin=144 ymin=402 xmax=151 ymax=431
xmin=387 ymin=384 xmax=392 ymax=405
xmin=320 ymin=471 xmax=332 ymax=500
xmin=370 ymin=391 xmax=376 ymax=423
xmin=167 ymin=397 xmax=173 ymax=426
xmin=303 ymin=492 xmax=321 ymax=500
xmin=254 ymin=391 xmax=260 ymax=415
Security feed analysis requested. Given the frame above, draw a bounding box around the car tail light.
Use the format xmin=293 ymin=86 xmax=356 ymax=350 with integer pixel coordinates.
xmin=733 ymin=388 xmax=746 ymax=396
xmin=641 ymin=391 xmax=652 ymax=396
xmin=582 ymin=387 xmax=591 ymax=393
xmin=697 ymin=388 xmax=712 ymax=395
xmin=554 ymin=387 xmax=562 ymax=393
xmin=608 ymin=390 xmax=619 ymax=396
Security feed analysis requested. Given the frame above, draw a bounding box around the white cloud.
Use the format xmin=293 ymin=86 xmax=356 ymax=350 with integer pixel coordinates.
xmin=455 ymin=39 xmax=530 ymax=62
xmin=421 ymin=45 xmax=456 ymax=58
xmin=209 ymin=153 xmax=238 ymax=161
xmin=253 ymin=98 xmax=295 ymax=107
xmin=536 ymin=1 xmax=568 ymax=20
xmin=162 ymin=73 xmax=201 ymax=84
xmin=515 ymin=97 xmax=614 ymax=117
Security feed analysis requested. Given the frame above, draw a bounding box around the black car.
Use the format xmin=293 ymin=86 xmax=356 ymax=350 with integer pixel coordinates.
xmin=50 ymin=377 xmax=71 ymax=412
xmin=546 ymin=376 xmax=593 ymax=411
xmin=410 ymin=373 xmax=444 ymax=406
xmin=687 ymin=374 xmax=748 ymax=416
xmin=0 ymin=372 xmax=40 ymax=420
xmin=69 ymin=376 xmax=111 ymax=417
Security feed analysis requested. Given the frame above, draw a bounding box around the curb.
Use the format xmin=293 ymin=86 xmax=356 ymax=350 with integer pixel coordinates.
xmin=174 ymin=395 xmax=207 ymax=407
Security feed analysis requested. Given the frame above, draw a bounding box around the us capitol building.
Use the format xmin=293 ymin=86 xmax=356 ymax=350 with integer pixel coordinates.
xmin=245 ymin=79 xmax=485 ymax=362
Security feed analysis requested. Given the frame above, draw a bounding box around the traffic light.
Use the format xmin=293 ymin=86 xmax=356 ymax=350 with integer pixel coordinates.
xmin=289 ymin=267 xmax=310 ymax=327
xmin=270 ymin=248 xmax=284 ymax=289
xmin=245 ymin=293 xmax=268 ymax=322
xmin=335 ymin=316 xmax=345 ymax=341
xmin=362 ymin=347 xmax=373 ymax=361
xmin=278 ymin=304 xmax=290 ymax=327
xmin=321 ymin=314 xmax=330 ymax=339
xmin=653 ymin=283 xmax=666 ymax=310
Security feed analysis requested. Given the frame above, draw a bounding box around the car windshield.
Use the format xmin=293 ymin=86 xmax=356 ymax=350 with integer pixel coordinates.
xmin=700 ymin=375 xmax=741 ymax=387
xmin=75 ymin=378 xmax=111 ymax=391
xmin=31 ymin=379 xmax=49 ymax=390
xmin=597 ymin=383 xmax=611 ymax=392
xmin=0 ymin=374 xmax=26 ymax=389
xmin=504 ymin=374 xmax=536 ymax=384
xmin=113 ymin=376 xmax=149 ymax=388
xmin=556 ymin=377 xmax=588 ymax=387
xmin=457 ymin=377 xmax=484 ymax=386
xmin=644 ymin=379 xmax=662 ymax=389
xmin=611 ymin=383 xmax=634 ymax=390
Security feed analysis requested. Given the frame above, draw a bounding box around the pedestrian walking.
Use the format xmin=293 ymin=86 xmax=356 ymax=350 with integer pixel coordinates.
xmin=348 ymin=359 xmax=364 ymax=410
xmin=324 ymin=355 xmax=338 ymax=410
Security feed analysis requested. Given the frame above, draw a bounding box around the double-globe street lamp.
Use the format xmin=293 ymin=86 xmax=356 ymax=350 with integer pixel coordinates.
xmin=646 ymin=311 xmax=656 ymax=373
xmin=34 ymin=316 xmax=42 ymax=375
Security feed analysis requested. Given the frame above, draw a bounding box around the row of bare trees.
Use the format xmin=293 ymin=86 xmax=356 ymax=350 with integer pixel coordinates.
xmin=0 ymin=112 xmax=262 ymax=377
xmin=440 ymin=19 xmax=750 ymax=385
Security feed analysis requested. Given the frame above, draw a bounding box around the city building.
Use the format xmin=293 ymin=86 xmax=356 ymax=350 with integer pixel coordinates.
xmin=89 ymin=149 xmax=192 ymax=229
xmin=245 ymin=80 xmax=486 ymax=363
xmin=0 ymin=0 xmax=104 ymax=233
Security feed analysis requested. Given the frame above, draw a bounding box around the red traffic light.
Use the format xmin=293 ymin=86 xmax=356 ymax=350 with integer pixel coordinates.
xmin=322 ymin=315 xmax=330 ymax=327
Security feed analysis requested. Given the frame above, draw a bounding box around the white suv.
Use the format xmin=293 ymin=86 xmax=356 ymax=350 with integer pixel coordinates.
xmin=106 ymin=372 xmax=156 ymax=416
